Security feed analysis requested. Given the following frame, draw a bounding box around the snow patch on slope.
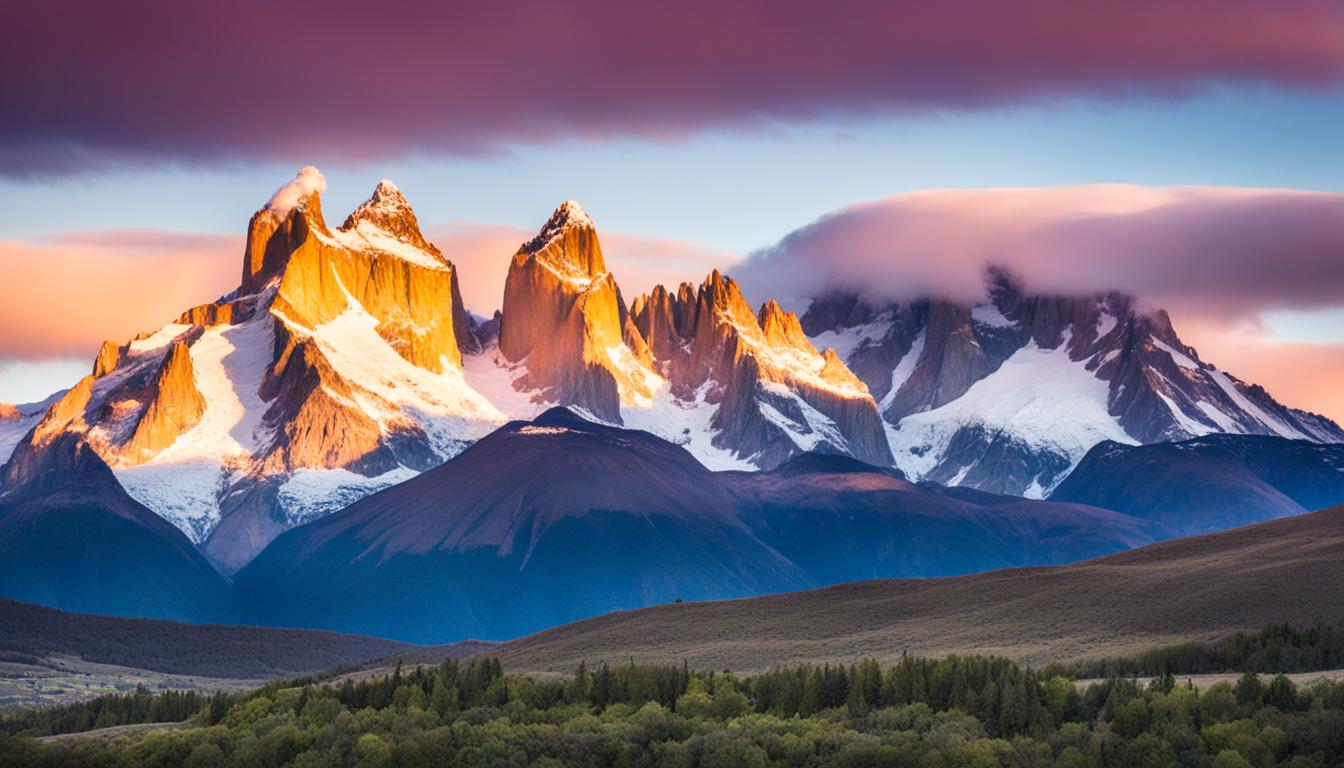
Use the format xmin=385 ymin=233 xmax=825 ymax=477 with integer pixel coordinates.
xmin=971 ymin=303 xmax=1013 ymax=328
xmin=278 ymin=465 xmax=418 ymax=526
xmin=881 ymin=330 xmax=926 ymax=412
xmin=757 ymin=381 xmax=848 ymax=454
xmin=1152 ymin=338 xmax=1199 ymax=371
xmin=462 ymin=344 xmax=549 ymax=421
xmin=114 ymin=316 xmax=275 ymax=540
xmin=808 ymin=313 xmax=893 ymax=361
xmin=886 ymin=334 xmax=1137 ymax=483
xmin=621 ymin=381 xmax=756 ymax=471
xmin=0 ymin=412 xmax=42 ymax=465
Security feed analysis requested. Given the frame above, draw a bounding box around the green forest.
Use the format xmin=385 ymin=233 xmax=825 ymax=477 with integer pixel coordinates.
xmin=4 ymin=652 xmax=1344 ymax=768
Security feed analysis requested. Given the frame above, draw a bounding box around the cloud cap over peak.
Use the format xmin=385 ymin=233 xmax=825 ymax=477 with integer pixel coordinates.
xmin=737 ymin=185 xmax=1344 ymax=323
xmin=3 ymin=0 xmax=1343 ymax=176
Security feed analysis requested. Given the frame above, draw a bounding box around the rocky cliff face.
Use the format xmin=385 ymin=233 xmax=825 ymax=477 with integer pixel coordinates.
xmin=627 ymin=271 xmax=892 ymax=468
xmin=499 ymin=202 xmax=657 ymax=422
xmin=802 ymin=271 xmax=1344 ymax=496
xmin=121 ymin=341 xmax=207 ymax=460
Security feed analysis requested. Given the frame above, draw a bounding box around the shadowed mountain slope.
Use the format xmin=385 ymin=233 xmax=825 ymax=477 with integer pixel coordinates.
xmin=0 ymin=435 xmax=239 ymax=624
xmin=491 ymin=505 xmax=1344 ymax=674
xmin=1050 ymin=434 xmax=1344 ymax=534
xmin=237 ymin=409 xmax=1163 ymax=643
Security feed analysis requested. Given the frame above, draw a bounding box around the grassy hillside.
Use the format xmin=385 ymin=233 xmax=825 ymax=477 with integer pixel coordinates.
xmin=494 ymin=506 xmax=1344 ymax=674
xmin=0 ymin=599 xmax=417 ymax=680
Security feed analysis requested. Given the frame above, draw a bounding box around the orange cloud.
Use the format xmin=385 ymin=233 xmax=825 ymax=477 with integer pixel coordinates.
xmin=0 ymin=231 xmax=240 ymax=359
xmin=1171 ymin=313 xmax=1344 ymax=426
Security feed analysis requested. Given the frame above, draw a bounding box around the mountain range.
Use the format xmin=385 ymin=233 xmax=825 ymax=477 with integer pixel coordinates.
xmin=2 ymin=402 xmax=1340 ymax=644
xmin=2 ymin=169 xmax=1338 ymax=574
xmin=0 ymin=168 xmax=1341 ymax=646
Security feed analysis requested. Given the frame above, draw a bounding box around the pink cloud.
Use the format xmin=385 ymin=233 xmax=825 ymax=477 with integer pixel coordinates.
xmin=738 ymin=185 xmax=1344 ymax=321
xmin=736 ymin=184 xmax=1344 ymax=422
xmin=3 ymin=1 xmax=1342 ymax=175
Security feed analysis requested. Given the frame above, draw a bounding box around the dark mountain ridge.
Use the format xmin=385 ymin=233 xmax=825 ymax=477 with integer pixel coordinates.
xmin=0 ymin=434 xmax=239 ymax=624
xmin=1050 ymin=434 xmax=1344 ymax=534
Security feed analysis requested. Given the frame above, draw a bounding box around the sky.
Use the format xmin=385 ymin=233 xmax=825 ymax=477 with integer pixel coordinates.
xmin=1 ymin=0 xmax=1342 ymax=422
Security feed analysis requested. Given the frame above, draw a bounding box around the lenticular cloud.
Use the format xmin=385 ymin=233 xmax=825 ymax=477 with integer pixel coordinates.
xmin=736 ymin=185 xmax=1344 ymax=322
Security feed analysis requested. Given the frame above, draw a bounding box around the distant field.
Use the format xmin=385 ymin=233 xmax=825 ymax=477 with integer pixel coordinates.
xmin=0 ymin=599 xmax=502 ymax=707
xmin=0 ymin=599 xmax=418 ymax=681
xmin=491 ymin=506 xmax=1344 ymax=675
xmin=0 ymin=655 xmax=263 ymax=709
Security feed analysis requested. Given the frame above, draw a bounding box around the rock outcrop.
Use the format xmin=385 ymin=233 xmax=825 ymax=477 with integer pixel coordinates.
xmin=499 ymin=201 xmax=658 ymax=421
xmin=122 ymin=341 xmax=207 ymax=460
xmin=630 ymin=271 xmax=893 ymax=467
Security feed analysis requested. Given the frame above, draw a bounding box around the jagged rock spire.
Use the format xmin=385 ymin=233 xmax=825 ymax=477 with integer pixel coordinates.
xmin=340 ymin=179 xmax=436 ymax=253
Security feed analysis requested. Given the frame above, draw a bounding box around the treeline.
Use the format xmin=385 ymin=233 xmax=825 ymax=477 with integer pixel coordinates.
xmin=4 ymin=655 xmax=1344 ymax=767
xmin=0 ymin=685 xmax=212 ymax=736
xmin=1053 ymin=620 xmax=1344 ymax=679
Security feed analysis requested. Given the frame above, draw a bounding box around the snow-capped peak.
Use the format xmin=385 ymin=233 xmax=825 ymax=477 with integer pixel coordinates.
xmin=524 ymin=200 xmax=595 ymax=253
xmin=345 ymin=179 xmax=412 ymax=222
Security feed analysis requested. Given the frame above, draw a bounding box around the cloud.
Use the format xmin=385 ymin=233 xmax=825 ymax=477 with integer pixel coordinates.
xmin=431 ymin=222 xmax=737 ymax=314
xmin=265 ymin=166 xmax=327 ymax=216
xmin=736 ymin=185 xmax=1344 ymax=323
xmin=3 ymin=1 xmax=1342 ymax=176
xmin=0 ymin=231 xmax=240 ymax=359
xmin=735 ymin=184 xmax=1344 ymax=422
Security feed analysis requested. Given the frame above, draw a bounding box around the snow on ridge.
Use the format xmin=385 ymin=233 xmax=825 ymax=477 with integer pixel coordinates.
xmin=128 ymin=323 xmax=192 ymax=354
xmin=1151 ymin=338 xmax=1199 ymax=371
xmin=316 ymin=221 xmax=449 ymax=271
xmin=1208 ymin=368 xmax=1306 ymax=440
xmin=1094 ymin=312 xmax=1119 ymax=340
